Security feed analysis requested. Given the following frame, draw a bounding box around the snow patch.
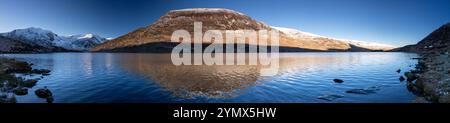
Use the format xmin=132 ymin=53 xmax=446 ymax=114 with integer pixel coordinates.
xmin=272 ymin=26 xmax=396 ymax=49
xmin=272 ymin=26 xmax=325 ymax=39
xmin=170 ymin=8 xmax=246 ymax=16
xmin=342 ymin=39 xmax=396 ymax=49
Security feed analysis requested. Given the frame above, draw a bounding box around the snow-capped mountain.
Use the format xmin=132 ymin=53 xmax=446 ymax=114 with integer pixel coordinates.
xmin=93 ymin=8 xmax=396 ymax=52
xmin=0 ymin=27 xmax=107 ymax=51
xmin=0 ymin=27 xmax=59 ymax=48
xmin=272 ymin=26 xmax=326 ymax=39
xmin=342 ymin=39 xmax=396 ymax=51
xmin=272 ymin=26 xmax=396 ymax=51
xmin=58 ymin=34 xmax=107 ymax=51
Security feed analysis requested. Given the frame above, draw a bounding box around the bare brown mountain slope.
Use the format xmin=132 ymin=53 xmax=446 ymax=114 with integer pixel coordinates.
xmin=93 ymin=8 xmax=386 ymax=52
xmin=416 ymin=23 xmax=450 ymax=53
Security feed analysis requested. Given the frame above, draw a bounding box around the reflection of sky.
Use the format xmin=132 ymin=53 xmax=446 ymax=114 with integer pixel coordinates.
xmin=105 ymin=53 xmax=113 ymax=72
xmin=81 ymin=53 xmax=93 ymax=75
xmin=274 ymin=53 xmax=407 ymax=85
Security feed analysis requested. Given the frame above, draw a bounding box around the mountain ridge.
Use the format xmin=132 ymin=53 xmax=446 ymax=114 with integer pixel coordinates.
xmin=0 ymin=35 xmax=52 ymax=53
xmin=272 ymin=26 xmax=396 ymax=51
xmin=0 ymin=27 xmax=107 ymax=51
xmin=93 ymin=8 xmax=395 ymax=52
xmin=392 ymin=23 xmax=450 ymax=52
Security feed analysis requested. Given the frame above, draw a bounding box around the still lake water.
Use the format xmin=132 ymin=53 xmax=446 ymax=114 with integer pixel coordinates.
xmin=2 ymin=52 xmax=418 ymax=103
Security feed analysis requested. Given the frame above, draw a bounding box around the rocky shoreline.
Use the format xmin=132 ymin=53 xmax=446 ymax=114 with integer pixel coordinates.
xmin=0 ymin=57 xmax=53 ymax=103
xmin=406 ymin=51 xmax=450 ymax=103
xmin=399 ymin=23 xmax=450 ymax=103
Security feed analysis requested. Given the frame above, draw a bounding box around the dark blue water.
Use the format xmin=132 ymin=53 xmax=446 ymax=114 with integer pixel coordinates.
xmin=1 ymin=52 xmax=418 ymax=103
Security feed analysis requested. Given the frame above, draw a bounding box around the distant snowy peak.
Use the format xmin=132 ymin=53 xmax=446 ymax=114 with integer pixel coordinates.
xmin=5 ymin=27 xmax=56 ymax=38
xmin=0 ymin=27 xmax=107 ymax=51
xmin=343 ymin=40 xmax=395 ymax=49
xmin=63 ymin=34 xmax=107 ymax=43
xmin=272 ymin=26 xmax=396 ymax=50
xmin=0 ymin=27 xmax=59 ymax=47
xmin=79 ymin=34 xmax=95 ymax=39
xmin=58 ymin=33 xmax=107 ymax=51
xmin=272 ymin=26 xmax=325 ymax=39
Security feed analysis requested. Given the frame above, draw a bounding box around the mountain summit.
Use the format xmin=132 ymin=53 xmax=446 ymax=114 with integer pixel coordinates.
xmin=1 ymin=27 xmax=60 ymax=48
xmin=92 ymin=8 xmax=273 ymax=52
xmin=92 ymin=8 xmax=394 ymax=52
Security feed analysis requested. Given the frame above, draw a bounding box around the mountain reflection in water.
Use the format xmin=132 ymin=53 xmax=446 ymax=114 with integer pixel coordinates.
xmin=117 ymin=54 xmax=262 ymax=98
xmin=1 ymin=53 xmax=419 ymax=103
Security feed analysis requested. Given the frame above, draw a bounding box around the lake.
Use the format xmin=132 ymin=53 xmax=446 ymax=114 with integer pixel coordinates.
xmin=1 ymin=52 xmax=419 ymax=103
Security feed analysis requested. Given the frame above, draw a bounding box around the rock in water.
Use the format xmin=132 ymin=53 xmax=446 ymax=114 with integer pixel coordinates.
xmin=13 ymin=88 xmax=28 ymax=95
xmin=31 ymin=69 xmax=51 ymax=74
xmin=399 ymin=76 xmax=406 ymax=82
xmin=35 ymin=87 xmax=52 ymax=98
xmin=22 ymin=79 xmax=38 ymax=87
xmin=333 ymin=79 xmax=344 ymax=83
xmin=404 ymin=72 xmax=417 ymax=82
xmin=4 ymin=60 xmax=32 ymax=73
xmin=346 ymin=89 xmax=376 ymax=95
xmin=406 ymin=81 xmax=422 ymax=94
xmin=396 ymin=69 xmax=401 ymax=73
xmin=318 ymin=94 xmax=344 ymax=101
xmin=46 ymin=97 xmax=54 ymax=103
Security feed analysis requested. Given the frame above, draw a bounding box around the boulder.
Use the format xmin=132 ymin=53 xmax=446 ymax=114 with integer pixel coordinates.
xmin=31 ymin=69 xmax=51 ymax=74
xmin=406 ymin=81 xmax=422 ymax=94
xmin=1 ymin=74 xmax=23 ymax=88
xmin=399 ymin=76 xmax=405 ymax=82
xmin=404 ymin=72 xmax=417 ymax=82
xmin=5 ymin=60 xmax=32 ymax=73
xmin=46 ymin=97 xmax=54 ymax=103
xmin=13 ymin=88 xmax=28 ymax=95
xmin=346 ymin=88 xmax=376 ymax=95
xmin=35 ymin=87 xmax=53 ymax=98
xmin=317 ymin=94 xmax=344 ymax=101
xmin=333 ymin=79 xmax=344 ymax=83
xmin=22 ymin=79 xmax=38 ymax=88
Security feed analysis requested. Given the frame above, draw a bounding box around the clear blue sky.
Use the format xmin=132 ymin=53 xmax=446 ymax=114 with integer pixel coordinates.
xmin=1 ymin=0 xmax=449 ymax=46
